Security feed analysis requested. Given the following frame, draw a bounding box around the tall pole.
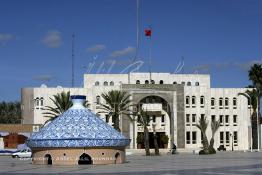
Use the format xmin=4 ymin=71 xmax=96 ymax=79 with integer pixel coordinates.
xmin=249 ymin=96 xmax=253 ymax=152
xmin=71 ymin=33 xmax=75 ymax=87
xmin=149 ymin=33 xmax=152 ymax=83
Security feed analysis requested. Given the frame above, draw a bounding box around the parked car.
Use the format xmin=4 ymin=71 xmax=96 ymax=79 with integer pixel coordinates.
xmin=12 ymin=149 xmax=32 ymax=158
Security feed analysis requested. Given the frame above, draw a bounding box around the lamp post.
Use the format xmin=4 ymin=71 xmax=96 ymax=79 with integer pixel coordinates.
xmin=230 ymin=133 xmax=234 ymax=151
xmin=256 ymin=96 xmax=260 ymax=151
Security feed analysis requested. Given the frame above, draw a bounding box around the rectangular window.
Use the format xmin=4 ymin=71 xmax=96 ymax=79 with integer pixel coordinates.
xmin=192 ymin=131 xmax=197 ymax=144
xmin=186 ymin=131 xmax=191 ymax=144
xmin=152 ymin=115 xmax=156 ymax=123
xmin=226 ymin=132 xmax=230 ymax=146
xmin=233 ymin=98 xmax=237 ymax=109
xmin=211 ymin=98 xmax=215 ymax=109
xmin=106 ymin=115 xmax=110 ymax=123
xmin=161 ymin=115 xmax=165 ymax=123
xmin=220 ymin=132 xmax=224 ymax=144
xmin=219 ymin=98 xmax=223 ymax=109
xmin=192 ymin=114 xmax=196 ymax=126
xmin=211 ymin=115 xmax=216 ymax=122
xmin=186 ymin=96 xmax=190 ymax=107
xmin=192 ymin=96 xmax=196 ymax=107
xmin=201 ymin=114 xmax=205 ymax=120
xmin=225 ymin=115 xmax=229 ymax=126
xmin=220 ymin=115 xmax=223 ymax=126
xmin=234 ymin=131 xmax=238 ymax=146
xmin=186 ymin=114 xmax=190 ymax=126
xmin=233 ymin=115 xmax=237 ymax=126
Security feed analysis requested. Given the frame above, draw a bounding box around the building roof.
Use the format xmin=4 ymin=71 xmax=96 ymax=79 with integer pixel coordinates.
xmin=26 ymin=96 xmax=130 ymax=148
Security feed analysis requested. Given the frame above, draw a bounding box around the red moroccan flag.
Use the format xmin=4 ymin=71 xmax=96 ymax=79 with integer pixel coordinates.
xmin=144 ymin=29 xmax=152 ymax=37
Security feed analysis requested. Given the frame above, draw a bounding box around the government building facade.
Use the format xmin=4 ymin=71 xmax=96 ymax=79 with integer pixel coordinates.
xmin=21 ymin=73 xmax=255 ymax=151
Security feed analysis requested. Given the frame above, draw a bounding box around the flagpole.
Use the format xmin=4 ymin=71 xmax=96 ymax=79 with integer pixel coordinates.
xmin=149 ymin=32 xmax=152 ymax=83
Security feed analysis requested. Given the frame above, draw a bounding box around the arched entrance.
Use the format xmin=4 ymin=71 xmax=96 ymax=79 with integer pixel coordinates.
xmin=137 ymin=95 xmax=171 ymax=149
xmin=44 ymin=154 xmax=52 ymax=165
xmin=78 ymin=153 xmax=92 ymax=165
xmin=115 ymin=152 xmax=121 ymax=164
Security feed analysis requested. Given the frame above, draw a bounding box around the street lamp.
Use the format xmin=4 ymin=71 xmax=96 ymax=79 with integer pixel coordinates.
xmin=230 ymin=133 xmax=234 ymax=151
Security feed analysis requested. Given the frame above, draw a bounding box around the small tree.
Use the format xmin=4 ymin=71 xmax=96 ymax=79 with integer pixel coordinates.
xmin=209 ymin=119 xmax=220 ymax=154
xmin=196 ymin=116 xmax=209 ymax=154
xmin=136 ymin=110 xmax=150 ymax=156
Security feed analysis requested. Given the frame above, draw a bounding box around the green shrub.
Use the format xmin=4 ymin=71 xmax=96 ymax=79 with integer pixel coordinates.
xmin=136 ymin=133 xmax=144 ymax=144
xmin=160 ymin=134 xmax=169 ymax=144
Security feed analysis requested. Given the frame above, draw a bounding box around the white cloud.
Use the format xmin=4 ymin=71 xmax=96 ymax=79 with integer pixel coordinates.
xmin=42 ymin=30 xmax=62 ymax=48
xmin=86 ymin=44 xmax=106 ymax=53
xmin=0 ymin=33 xmax=14 ymax=45
xmin=110 ymin=46 xmax=135 ymax=58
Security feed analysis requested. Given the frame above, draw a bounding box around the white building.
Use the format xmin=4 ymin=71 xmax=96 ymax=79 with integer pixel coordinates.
xmin=21 ymin=72 xmax=257 ymax=151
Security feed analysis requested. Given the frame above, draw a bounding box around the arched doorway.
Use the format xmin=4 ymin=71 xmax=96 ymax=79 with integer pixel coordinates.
xmin=137 ymin=95 xmax=171 ymax=149
xmin=115 ymin=152 xmax=121 ymax=164
xmin=44 ymin=154 xmax=52 ymax=165
xmin=78 ymin=153 xmax=92 ymax=165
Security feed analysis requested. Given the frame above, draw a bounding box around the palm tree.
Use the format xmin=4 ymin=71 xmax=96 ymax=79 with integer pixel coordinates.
xmin=136 ymin=110 xmax=150 ymax=156
xmin=209 ymin=119 xmax=220 ymax=153
xmin=43 ymin=91 xmax=89 ymax=123
xmin=98 ymin=90 xmax=132 ymax=132
xmin=239 ymin=89 xmax=259 ymax=149
xmin=249 ymin=63 xmax=262 ymax=119
xmin=196 ymin=116 xmax=209 ymax=154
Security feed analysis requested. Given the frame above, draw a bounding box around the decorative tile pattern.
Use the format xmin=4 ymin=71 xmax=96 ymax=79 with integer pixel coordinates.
xmin=27 ymin=109 xmax=130 ymax=148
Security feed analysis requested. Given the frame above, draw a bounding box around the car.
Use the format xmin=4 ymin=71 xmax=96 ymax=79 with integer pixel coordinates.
xmin=12 ymin=149 xmax=32 ymax=158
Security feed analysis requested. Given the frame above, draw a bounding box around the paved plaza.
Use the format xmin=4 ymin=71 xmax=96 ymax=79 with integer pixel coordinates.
xmin=0 ymin=151 xmax=262 ymax=174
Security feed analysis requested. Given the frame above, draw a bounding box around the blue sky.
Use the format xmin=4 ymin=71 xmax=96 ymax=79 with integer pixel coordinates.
xmin=0 ymin=0 xmax=262 ymax=101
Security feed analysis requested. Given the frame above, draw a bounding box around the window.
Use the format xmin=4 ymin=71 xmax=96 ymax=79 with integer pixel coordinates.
xmin=219 ymin=98 xmax=223 ymax=109
xmin=152 ymin=115 xmax=156 ymax=123
xmin=201 ymin=114 xmax=205 ymax=120
xmin=36 ymin=98 xmax=39 ymax=107
xmin=200 ymin=96 xmax=205 ymax=107
xmin=136 ymin=80 xmax=140 ymax=84
xmin=151 ymin=80 xmax=155 ymax=84
xmin=104 ymin=81 xmax=108 ymax=86
xmin=211 ymin=98 xmax=215 ymax=109
xmin=161 ymin=115 xmax=165 ymax=125
xmin=95 ymin=81 xmax=99 ymax=86
xmin=40 ymin=97 xmax=44 ymax=106
xmin=186 ymin=114 xmax=190 ymax=126
xmin=234 ymin=131 xmax=238 ymax=146
xmin=220 ymin=115 xmax=223 ymax=126
xmin=187 ymin=82 xmax=191 ymax=86
xmin=233 ymin=115 xmax=237 ymax=126
xmin=186 ymin=132 xmax=190 ymax=144
xmin=220 ymin=132 xmax=224 ymax=144
xmin=192 ymin=132 xmax=197 ymax=144
xmin=106 ymin=115 xmax=110 ymax=123
xmin=226 ymin=132 xmax=230 ymax=146
xmin=186 ymin=96 xmax=190 ymax=107
xmin=211 ymin=115 xmax=215 ymax=122
xmin=225 ymin=115 xmax=229 ymax=126
xmin=192 ymin=114 xmax=196 ymax=125
xmin=192 ymin=96 xmax=196 ymax=107
xmin=233 ymin=98 xmax=237 ymax=108
xmin=159 ymin=80 xmax=164 ymax=84
xmin=145 ymin=80 xmax=149 ymax=84
xmin=110 ymin=81 xmax=114 ymax=86
xmin=225 ymin=98 xmax=229 ymax=108
xmin=173 ymin=81 xmax=177 ymax=84
xmin=195 ymin=82 xmax=200 ymax=86
xmin=181 ymin=82 xmax=185 ymax=85
xmin=96 ymin=96 xmax=100 ymax=104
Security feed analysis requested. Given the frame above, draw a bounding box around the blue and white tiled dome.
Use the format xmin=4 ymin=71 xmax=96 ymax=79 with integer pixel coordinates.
xmin=27 ymin=95 xmax=130 ymax=148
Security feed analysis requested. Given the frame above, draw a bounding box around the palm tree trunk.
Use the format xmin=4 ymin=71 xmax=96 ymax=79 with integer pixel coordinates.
xmin=113 ymin=114 xmax=121 ymax=132
xmin=144 ymin=126 xmax=150 ymax=156
xmin=153 ymin=133 xmax=160 ymax=156
xmin=202 ymin=134 xmax=209 ymax=154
